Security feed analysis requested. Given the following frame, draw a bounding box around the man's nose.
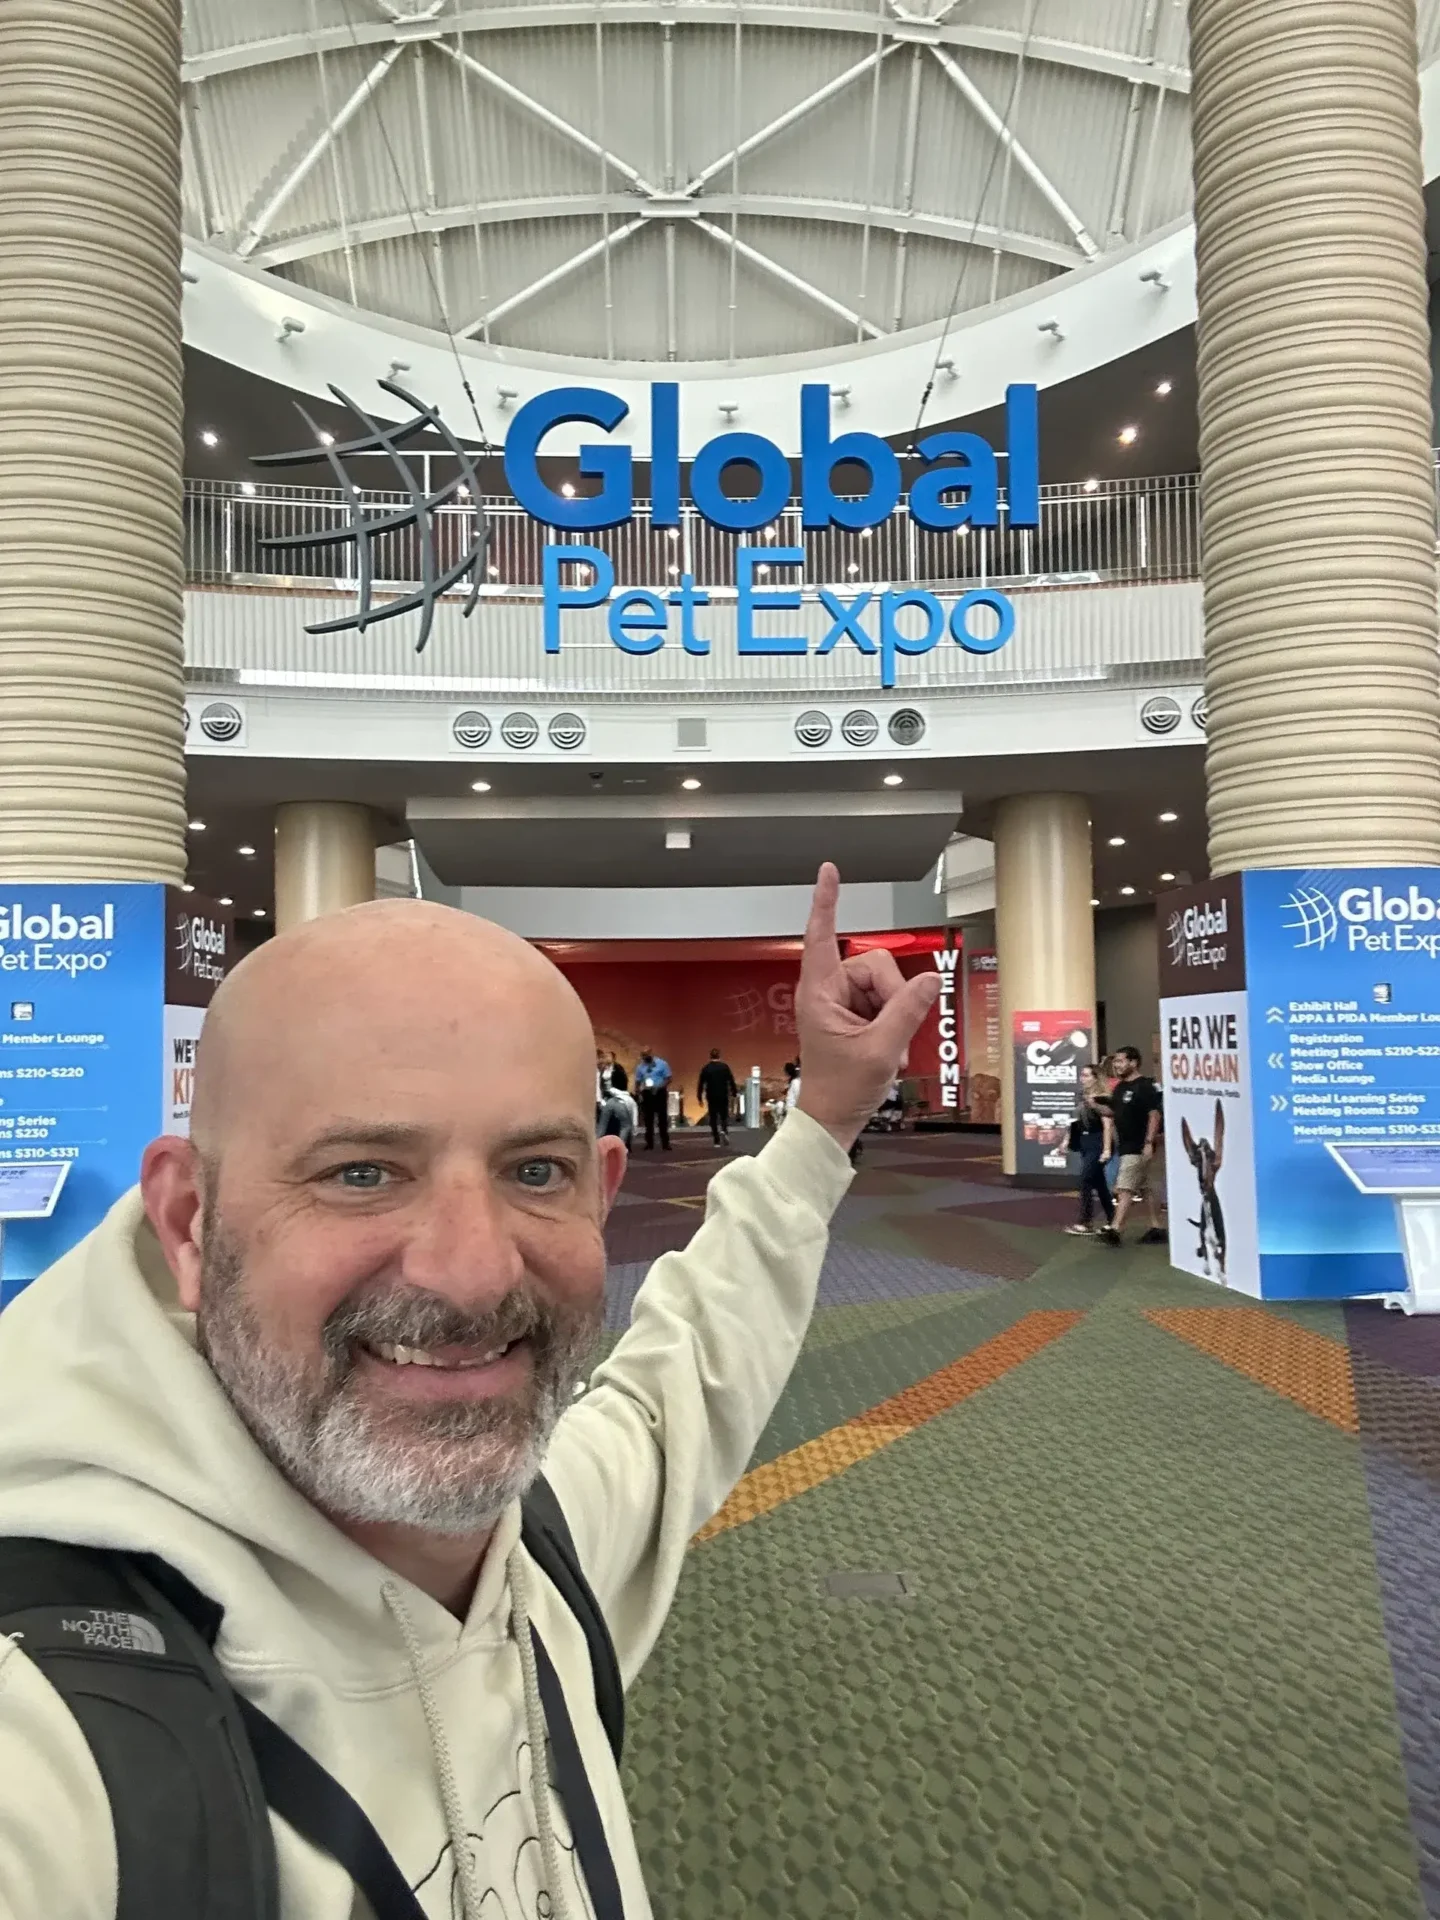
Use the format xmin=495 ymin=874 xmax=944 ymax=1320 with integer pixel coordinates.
xmin=397 ymin=1172 xmax=525 ymax=1306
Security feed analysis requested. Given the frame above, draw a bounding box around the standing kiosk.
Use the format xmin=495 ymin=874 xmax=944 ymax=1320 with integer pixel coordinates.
xmin=1325 ymin=1143 xmax=1440 ymax=1315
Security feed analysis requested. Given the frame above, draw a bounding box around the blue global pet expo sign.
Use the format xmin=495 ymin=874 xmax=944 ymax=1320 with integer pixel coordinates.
xmin=509 ymin=382 xmax=1038 ymax=687
xmin=1159 ymin=868 xmax=1440 ymax=1302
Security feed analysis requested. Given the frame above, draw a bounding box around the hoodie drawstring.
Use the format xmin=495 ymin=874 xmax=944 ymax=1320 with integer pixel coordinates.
xmin=382 ymin=1559 xmax=576 ymax=1920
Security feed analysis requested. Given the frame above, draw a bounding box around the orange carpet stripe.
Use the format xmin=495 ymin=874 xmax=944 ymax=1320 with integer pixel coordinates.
xmin=1144 ymin=1306 xmax=1358 ymax=1435
xmin=695 ymin=1309 xmax=1084 ymax=1543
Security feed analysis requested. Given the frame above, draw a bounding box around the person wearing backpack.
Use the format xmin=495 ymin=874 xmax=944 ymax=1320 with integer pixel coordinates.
xmin=0 ymin=864 xmax=937 ymax=1920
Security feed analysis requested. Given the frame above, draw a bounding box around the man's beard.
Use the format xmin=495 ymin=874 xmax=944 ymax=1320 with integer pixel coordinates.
xmin=195 ymin=1205 xmax=600 ymax=1536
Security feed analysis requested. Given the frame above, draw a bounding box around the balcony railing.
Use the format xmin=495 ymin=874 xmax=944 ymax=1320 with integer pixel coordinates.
xmin=184 ymin=470 xmax=1204 ymax=600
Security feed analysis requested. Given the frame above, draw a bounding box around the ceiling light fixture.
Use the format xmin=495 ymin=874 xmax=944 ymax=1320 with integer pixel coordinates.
xmin=1159 ymin=810 xmax=1178 ymax=822
xmin=847 ymin=563 xmax=860 ymax=575
xmin=681 ymin=777 xmax=702 ymax=791
xmin=560 ymin=482 xmax=576 ymax=499
xmin=764 ymin=526 xmax=777 ymax=540
xmin=1159 ymin=871 xmax=1176 ymax=882
xmin=1155 ymin=380 xmax=1173 ymax=397
xmin=1118 ymin=426 xmax=1138 ymax=446
xmin=1083 ymin=478 xmax=1099 ymax=494
xmin=471 ymin=780 xmax=491 ymax=793
xmin=1120 ymin=886 xmax=1136 ymax=897
xmin=188 ymin=819 xmax=206 ymax=832
xmin=487 ymin=565 xmax=499 ymax=578
xmin=181 ymin=883 xmax=195 ymax=894
xmin=317 ymin=430 xmax=335 ymax=447
xmin=1107 ymin=835 xmax=1126 ymax=847
xmin=219 ymin=896 xmax=233 ymax=907
xmin=861 ymin=527 xmax=873 ymax=539
xmin=240 ymin=480 xmax=257 ymax=497
xmin=200 ymin=429 xmax=219 ymax=448
xmin=238 ymin=844 xmax=256 ymax=857
xmin=666 ymin=527 xmax=679 ymax=540
xmin=883 ymin=773 xmax=903 ymax=787
xmin=1090 ymin=897 xmax=1099 ymax=907
xmin=252 ymin=908 xmax=266 ymax=919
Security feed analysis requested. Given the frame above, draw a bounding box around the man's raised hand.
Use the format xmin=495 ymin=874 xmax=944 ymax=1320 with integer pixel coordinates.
xmin=793 ymin=863 xmax=942 ymax=1153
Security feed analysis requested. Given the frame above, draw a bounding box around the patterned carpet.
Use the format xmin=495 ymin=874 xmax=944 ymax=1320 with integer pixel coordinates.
xmin=605 ymin=1126 xmax=1440 ymax=1920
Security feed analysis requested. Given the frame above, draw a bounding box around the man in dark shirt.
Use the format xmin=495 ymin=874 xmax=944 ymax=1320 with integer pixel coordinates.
xmin=1099 ymin=1046 xmax=1166 ymax=1246
xmin=697 ymin=1048 xmax=739 ymax=1147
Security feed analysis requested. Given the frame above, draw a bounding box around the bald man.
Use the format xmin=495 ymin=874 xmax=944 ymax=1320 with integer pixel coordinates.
xmin=0 ymin=867 xmax=937 ymax=1920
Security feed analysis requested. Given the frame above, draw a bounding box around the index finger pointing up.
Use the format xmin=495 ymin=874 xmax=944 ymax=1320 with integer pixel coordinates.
xmin=802 ymin=862 xmax=842 ymax=975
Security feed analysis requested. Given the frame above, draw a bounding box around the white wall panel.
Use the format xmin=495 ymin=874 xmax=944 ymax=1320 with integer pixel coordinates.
xmin=454 ymin=879 xmax=919 ymax=939
xmin=185 ymin=580 xmax=1204 ymax=698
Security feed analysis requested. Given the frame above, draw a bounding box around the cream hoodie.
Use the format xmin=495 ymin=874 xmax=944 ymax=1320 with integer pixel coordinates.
xmin=0 ymin=1112 xmax=852 ymax=1920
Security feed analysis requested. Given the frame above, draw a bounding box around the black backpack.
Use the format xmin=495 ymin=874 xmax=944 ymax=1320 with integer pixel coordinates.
xmin=0 ymin=1477 xmax=625 ymax=1920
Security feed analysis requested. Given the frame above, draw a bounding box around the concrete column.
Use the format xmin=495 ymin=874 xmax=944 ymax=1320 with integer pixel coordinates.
xmin=993 ymin=794 xmax=1095 ymax=1176
xmin=0 ymin=0 xmax=187 ymax=879
xmin=274 ymin=804 xmax=376 ymax=931
xmin=1191 ymin=0 xmax=1440 ymax=873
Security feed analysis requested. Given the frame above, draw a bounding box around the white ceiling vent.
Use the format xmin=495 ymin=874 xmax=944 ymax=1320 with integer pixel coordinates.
xmin=676 ymin=717 xmax=708 ymax=751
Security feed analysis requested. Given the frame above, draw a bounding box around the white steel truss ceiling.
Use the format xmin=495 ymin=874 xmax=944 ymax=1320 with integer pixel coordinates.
xmin=181 ymin=0 xmax=1198 ymax=365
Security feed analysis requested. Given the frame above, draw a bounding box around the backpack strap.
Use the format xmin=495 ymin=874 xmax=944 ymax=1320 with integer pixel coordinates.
xmin=520 ymin=1474 xmax=625 ymax=1764
xmin=0 ymin=1538 xmax=279 ymax=1920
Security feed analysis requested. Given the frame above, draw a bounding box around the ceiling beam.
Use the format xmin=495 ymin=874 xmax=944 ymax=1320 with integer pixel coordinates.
xmin=183 ymin=6 xmax=1191 ymax=96
xmin=434 ymin=38 xmax=664 ymax=200
xmin=461 ymin=217 xmax=646 ymax=332
xmin=930 ymin=44 xmax=1100 ymax=261
xmin=693 ymin=216 xmax=886 ymax=339
xmin=684 ymin=45 xmax=893 ymax=195
xmin=234 ymin=44 xmax=404 ymax=258
xmin=248 ymin=192 xmax=1084 ymax=271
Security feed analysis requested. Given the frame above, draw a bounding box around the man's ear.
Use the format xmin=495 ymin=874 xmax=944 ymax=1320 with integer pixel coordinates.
xmin=140 ymin=1135 xmax=207 ymax=1313
xmin=595 ymin=1135 xmax=628 ymax=1220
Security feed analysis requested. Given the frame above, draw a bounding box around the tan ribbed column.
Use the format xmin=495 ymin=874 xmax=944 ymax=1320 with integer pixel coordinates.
xmin=0 ymin=0 xmax=186 ymax=879
xmin=993 ymin=794 xmax=1096 ymax=1176
xmin=274 ymin=803 xmax=377 ymax=931
xmin=1192 ymin=0 xmax=1440 ymax=872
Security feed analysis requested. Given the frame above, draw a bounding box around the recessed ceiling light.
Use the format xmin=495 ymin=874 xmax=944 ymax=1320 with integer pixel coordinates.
xmin=240 ymin=480 xmax=257 ymax=497
xmin=1120 ymin=886 xmax=1136 ymax=896
xmin=861 ymin=527 xmax=873 ymax=539
xmin=238 ymin=844 xmax=255 ymax=857
xmin=1118 ymin=425 xmax=1138 ymax=446
xmin=666 ymin=527 xmax=679 ymax=540
xmin=188 ymin=819 xmax=206 ymax=831
xmin=681 ymin=777 xmax=702 ymax=791
xmin=956 ymin=525 xmax=970 ymax=537
xmin=471 ymin=780 xmax=491 ymax=793
xmin=181 ymin=883 xmax=195 ymax=894
xmin=218 ymin=896 xmax=233 ymax=906
xmin=668 ymin=565 xmax=679 ymax=576
xmin=317 ymin=430 xmax=335 ymax=447
xmin=560 ymin=482 xmax=576 ymax=499
xmin=1083 ymin=477 xmax=1099 ymax=493
xmin=1155 ymin=380 xmax=1173 ymax=397
xmin=883 ymin=773 xmax=903 ymax=787
xmin=764 ymin=526 xmax=777 ymax=540
xmin=1107 ymin=835 xmax=1126 ymax=847
xmin=457 ymin=483 xmax=470 ymax=500
xmin=252 ymin=908 xmax=266 ymax=918
xmin=847 ymin=563 xmax=860 ymax=575
xmin=1159 ymin=810 xmax=1178 ymax=822
xmin=757 ymin=565 xmax=770 ymax=577
xmin=200 ymin=429 xmax=219 ymax=448
xmin=1090 ymin=897 xmax=1099 ymax=907
xmin=487 ymin=565 xmax=499 ymax=578
xmin=1159 ymin=871 xmax=1176 ymax=882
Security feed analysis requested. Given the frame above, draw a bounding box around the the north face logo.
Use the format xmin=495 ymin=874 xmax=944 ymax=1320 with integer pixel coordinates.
xmin=60 ymin=1610 xmax=166 ymax=1655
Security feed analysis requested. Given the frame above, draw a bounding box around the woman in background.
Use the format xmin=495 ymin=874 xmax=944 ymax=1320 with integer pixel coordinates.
xmin=1068 ymin=1062 xmax=1116 ymax=1236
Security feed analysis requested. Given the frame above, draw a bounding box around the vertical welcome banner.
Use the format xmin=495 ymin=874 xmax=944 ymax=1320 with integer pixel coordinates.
xmin=965 ymin=951 xmax=1001 ymax=1123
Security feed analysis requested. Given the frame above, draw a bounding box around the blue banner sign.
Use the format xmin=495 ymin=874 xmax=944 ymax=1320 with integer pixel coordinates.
xmin=1159 ymin=867 xmax=1440 ymax=1300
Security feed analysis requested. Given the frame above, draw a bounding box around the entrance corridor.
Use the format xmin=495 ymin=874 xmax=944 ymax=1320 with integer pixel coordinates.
xmin=606 ymin=1134 xmax=1437 ymax=1919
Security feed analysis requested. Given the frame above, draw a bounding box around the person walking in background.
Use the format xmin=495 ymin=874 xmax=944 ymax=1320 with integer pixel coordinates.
xmin=1100 ymin=1046 xmax=1166 ymax=1246
xmin=635 ymin=1046 xmax=673 ymax=1151
xmin=1068 ymin=1062 xmax=1116 ymax=1236
xmin=698 ymin=1048 xmax=738 ymax=1148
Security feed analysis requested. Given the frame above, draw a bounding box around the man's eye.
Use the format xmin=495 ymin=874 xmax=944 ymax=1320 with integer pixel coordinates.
xmin=515 ymin=1158 xmax=562 ymax=1190
xmin=332 ymin=1163 xmax=389 ymax=1190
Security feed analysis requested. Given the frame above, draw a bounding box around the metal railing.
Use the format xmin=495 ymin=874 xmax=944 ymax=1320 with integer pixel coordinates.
xmin=183 ymin=470 xmax=1204 ymax=600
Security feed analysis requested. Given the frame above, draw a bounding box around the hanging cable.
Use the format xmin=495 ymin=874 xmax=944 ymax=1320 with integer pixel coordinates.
xmin=334 ymin=0 xmax=493 ymax=454
xmin=913 ymin=0 xmax=1040 ymax=439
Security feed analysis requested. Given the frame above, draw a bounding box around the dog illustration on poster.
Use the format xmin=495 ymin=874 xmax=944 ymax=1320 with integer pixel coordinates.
xmin=1181 ymin=1098 xmax=1226 ymax=1279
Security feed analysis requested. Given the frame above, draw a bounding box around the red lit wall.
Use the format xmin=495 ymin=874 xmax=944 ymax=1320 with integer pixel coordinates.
xmin=545 ymin=930 xmax=952 ymax=1114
